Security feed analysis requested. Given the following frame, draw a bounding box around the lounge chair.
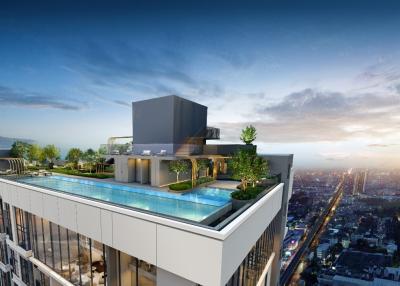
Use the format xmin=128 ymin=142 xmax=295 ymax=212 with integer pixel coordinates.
xmin=0 ymin=169 xmax=12 ymax=176
xmin=157 ymin=150 xmax=167 ymax=156
xmin=142 ymin=150 xmax=152 ymax=156
xmin=39 ymin=169 xmax=52 ymax=176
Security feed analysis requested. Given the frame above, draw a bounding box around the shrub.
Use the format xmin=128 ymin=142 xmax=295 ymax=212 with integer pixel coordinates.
xmin=52 ymin=168 xmax=114 ymax=179
xmin=197 ymin=176 xmax=214 ymax=185
xmin=231 ymin=186 xmax=265 ymax=200
xmin=169 ymin=181 xmax=192 ymax=191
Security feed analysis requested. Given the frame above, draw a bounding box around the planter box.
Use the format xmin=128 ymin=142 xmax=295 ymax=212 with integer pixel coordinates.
xmin=231 ymin=198 xmax=253 ymax=210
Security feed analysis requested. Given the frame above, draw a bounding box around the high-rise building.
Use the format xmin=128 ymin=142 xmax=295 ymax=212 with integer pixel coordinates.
xmin=0 ymin=95 xmax=293 ymax=286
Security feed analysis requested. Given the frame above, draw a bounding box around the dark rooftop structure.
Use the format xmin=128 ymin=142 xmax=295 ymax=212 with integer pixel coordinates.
xmin=334 ymin=250 xmax=392 ymax=280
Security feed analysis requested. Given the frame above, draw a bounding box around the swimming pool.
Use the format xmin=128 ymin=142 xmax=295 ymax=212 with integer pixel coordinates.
xmin=16 ymin=175 xmax=232 ymax=223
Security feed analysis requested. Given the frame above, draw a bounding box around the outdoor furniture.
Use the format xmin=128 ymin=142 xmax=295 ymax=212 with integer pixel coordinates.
xmin=142 ymin=150 xmax=151 ymax=156
xmin=0 ymin=169 xmax=12 ymax=176
xmin=38 ymin=169 xmax=52 ymax=176
xmin=157 ymin=150 xmax=167 ymax=156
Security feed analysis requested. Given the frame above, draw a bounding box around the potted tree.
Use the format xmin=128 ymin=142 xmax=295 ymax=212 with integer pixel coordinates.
xmin=240 ymin=125 xmax=257 ymax=145
xmin=230 ymin=149 xmax=268 ymax=209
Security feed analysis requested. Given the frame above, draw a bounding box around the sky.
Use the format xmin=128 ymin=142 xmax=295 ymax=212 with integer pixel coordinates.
xmin=1 ymin=0 xmax=400 ymax=168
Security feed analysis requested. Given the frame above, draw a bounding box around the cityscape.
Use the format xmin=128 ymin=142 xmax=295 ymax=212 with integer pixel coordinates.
xmin=282 ymin=169 xmax=400 ymax=285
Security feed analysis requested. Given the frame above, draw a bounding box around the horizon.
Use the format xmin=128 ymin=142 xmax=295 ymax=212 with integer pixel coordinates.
xmin=2 ymin=1 xmax=400 ymax=168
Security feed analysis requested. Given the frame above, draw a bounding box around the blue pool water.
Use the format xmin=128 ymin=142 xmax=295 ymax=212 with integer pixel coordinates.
xmin=17 ymin=175 xmax=232 ymax=223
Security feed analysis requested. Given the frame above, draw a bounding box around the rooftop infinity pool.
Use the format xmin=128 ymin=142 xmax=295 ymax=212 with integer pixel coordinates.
xmin=16 ymin=175 xmax=233 ymax=223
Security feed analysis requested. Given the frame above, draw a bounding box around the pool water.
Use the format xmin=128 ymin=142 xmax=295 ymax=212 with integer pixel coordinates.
xmin=17 ymin=176 xmax=232 ymax=223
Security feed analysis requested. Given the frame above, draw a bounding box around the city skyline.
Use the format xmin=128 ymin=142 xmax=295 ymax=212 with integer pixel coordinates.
xmin=1 ymin=1 xmax=400 ymax=167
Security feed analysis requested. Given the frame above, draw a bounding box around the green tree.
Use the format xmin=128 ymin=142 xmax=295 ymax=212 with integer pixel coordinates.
xmin=230 ymin=149 xmax=268 ymax=190
xmin=27 ymin=144 xmax=42 ymax=164
xmin=10 ymin=141 xmax=30 ymax=159
xmin=98 ymin=146 xmax=107 ymax=155
xmin=65 ymin=148 xmax=83 ymax=169
xmin=169 ymin=160 xmax=189 ymax=182
xmin=196 ymin=159 xmax=210 ymax=178
xmin=248 ymin=155 xmax=268 ymax=187
xmin=230 ymin=149 xmax=254 ymax=191
xmin=240 ymin=125 xmax=257 ymax=145
xmin=83 ymin=149 xmax=97 ymax=173
xmin=42 ymin=145 xmax=60 ymax=168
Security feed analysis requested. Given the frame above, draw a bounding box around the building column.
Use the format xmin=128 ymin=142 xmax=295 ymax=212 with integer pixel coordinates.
xmin=150 ymin=158 xmax=161 ymax=186
xmin=106 ymin=247 xmax=119 ymax=286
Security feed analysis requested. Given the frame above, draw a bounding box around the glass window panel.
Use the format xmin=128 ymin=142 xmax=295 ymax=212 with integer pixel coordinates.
xmin=138 ymin=259 xmax=156 ymax=286
xmin=3 ymin=203 xmax=12 ymax=240
xmin=59 ymin=226 xmax=71 ymax=280
xmin=120 ymin=252 xmax=135 ymax=286
xmin=91 ymin=240 xmax=106 ymax=286
xmin=68 ymin=230 xmax=80 ymax=285
xmin=34 ymin=216 xmax=45 ymax=262
xmin=78 ymin=235 xmax=91 ymax=285
xmin=42 ymin=219 xmax=53 ymax=267
xmin=0 ymin=241 xmax=7 ymax=264
xmin=51 ymin=223 xmax=62 ymax=273
xmin=10 ymin=250 xmax=19 ymax=278
xmin=0 ymin=199 xmax=5 ymax=234
xmin=20 ymin=257 xmax=34 ymax=285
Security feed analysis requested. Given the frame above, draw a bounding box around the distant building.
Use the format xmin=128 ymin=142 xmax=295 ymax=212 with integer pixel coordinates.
xmin=317 ymin=243 xmax=330 ymax=259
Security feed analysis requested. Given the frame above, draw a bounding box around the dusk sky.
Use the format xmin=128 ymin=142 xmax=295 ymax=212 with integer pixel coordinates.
xmin=1 ymin=1 xmax=400 ymax=168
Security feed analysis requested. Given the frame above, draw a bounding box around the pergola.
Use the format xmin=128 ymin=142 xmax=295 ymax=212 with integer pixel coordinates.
xmin=179 ymin=155 xmax=231 ymax=188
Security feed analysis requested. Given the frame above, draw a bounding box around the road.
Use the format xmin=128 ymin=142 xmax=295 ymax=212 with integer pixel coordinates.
xmin=280 ymin=177 xmax=345 ymax=286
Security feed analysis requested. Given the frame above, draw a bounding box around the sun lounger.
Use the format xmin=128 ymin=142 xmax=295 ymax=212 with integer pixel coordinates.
xmin=0 ymin=169 xmax=12 ymax=176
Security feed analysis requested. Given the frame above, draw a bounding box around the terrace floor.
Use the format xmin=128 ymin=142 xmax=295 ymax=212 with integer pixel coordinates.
xmin=207 ymin=180 xmax=238 ymax=190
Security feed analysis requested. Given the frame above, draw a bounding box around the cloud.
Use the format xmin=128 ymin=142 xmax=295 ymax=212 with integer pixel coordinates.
xmin=113 ymin=100 xmax=130 ymax=107
xmin=216 ymin=88 xmax=400 ymax=143
xmin=319 ymin=152 xmax=350 ymax=161
xmin=353 ymin=61 xmax=400 ymax=92
xmin=367 ymin=143 xmax=400 ymax=148
xmin=69 ymin=42 xmax=224 ymax=100
xmin=0 ymin=85 xmax=83 ymax=110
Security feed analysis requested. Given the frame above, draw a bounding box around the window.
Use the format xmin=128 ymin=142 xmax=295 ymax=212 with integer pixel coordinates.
xmin=3 ymin=203 xmax=12 ymax=240
xmin=33 ymin=265 xmax=51 ymax=286
xmin=119 ymin=251 xmax=156 ymax=286
xmin=20 ymin=257 xmax=34 ymax=285
xmin=15 ymin=207 xmax=31 ymax=250
xmin=0 ymin=271 xmax=11 ymax=286
xmin=10 ymin=250 xmax=19 ymax=278
xmin=0 ymin=240 xmax=7 ymax=265
xmin=30 ymin=214 xmax=108 ymax=286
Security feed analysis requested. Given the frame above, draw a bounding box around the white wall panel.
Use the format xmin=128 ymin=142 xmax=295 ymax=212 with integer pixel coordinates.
xmin=16 ymin=188 xmax=31 ymax=212
xmin=29 ymin=191 xmax=44 ymax=217
xmin=58 ymin=199 xmax=77 ymax=232
xmin=76 ymin=203 xmax=101 ymax=241
xmin=42 ymin=194 xmax=59 ymax=224
xmin=112 ymin=213 xmax=156 ymax=264
xmin=11 ymin=185 xmax=19 ymax=207
xmin=100 ymin=209 xmax=113 ymax=246
xmin=157 ymin=225 xmax=223 ymax=286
